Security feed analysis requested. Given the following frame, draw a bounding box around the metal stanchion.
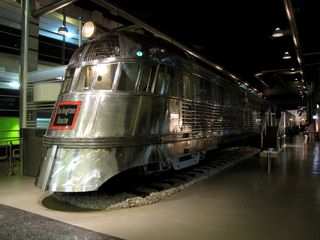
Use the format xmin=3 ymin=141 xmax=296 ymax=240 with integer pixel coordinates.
xmin=8 ymin=141 xmax=14 ymax=176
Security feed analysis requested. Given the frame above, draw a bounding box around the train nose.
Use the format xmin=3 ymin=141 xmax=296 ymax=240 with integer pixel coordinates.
xmin=35 ymin=146 xmax=119 ymax=192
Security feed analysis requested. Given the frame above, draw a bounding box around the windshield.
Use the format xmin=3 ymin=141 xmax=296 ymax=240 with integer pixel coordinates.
xmin=94 ymin=63 xmax=118 ymax=90
xmin=61 ymin=68 xmax=75 ymax=93
xmin=75 ymin=66 xmax=96 ymax=91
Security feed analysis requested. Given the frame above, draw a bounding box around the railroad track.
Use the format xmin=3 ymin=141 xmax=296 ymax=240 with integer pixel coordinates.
xmin=52 ymin=146 xmax=260 ymax=210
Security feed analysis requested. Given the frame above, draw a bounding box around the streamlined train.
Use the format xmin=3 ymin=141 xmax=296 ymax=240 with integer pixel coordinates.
xmin=36 ymin=30 xmax=266 ymax=192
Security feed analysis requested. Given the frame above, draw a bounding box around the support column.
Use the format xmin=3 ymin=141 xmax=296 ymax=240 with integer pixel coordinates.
xmin=20 ymin=0 xmax=39 ymax=175
xmin=20 ymin=0 xmax=29 ymax=130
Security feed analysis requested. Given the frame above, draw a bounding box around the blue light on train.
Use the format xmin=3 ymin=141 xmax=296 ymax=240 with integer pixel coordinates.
xmin=136 ymin=50 xmax=143 ymax=57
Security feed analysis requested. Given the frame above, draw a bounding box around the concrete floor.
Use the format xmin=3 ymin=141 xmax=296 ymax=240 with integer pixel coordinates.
xmin=0 ymin=134 xmax=320 ymax=240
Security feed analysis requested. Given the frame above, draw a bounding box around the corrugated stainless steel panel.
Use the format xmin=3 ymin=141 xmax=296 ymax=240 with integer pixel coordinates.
xmin=28 ymin=66 xmax=67 ymax=83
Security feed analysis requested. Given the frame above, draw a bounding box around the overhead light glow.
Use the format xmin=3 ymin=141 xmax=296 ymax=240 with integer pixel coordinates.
xmin=215 ymin=65 xmax=223 ymax=71
xmin=9 ymin=81 xmax=20 ymax=89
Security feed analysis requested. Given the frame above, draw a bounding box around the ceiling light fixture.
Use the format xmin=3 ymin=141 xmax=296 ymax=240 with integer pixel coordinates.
xmin=283 ymin=51 xmax=291 ymax=59
xmin=272 ymin=27 xmax=284 ymax=38
xmin=82 ymin=21 xmax=96 ymax=39
xmin=57 ymin=9 xmax=68 ymax=36
xmin=58 ymin=25 xmax=68 ymax=35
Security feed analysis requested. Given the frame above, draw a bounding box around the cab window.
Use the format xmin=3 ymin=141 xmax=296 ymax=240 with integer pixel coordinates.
xmin=200 ymin=79 xmax=213 ymax=101
xmin=94 ymin=63 xmax=118 ymax=90
xmin=180 ymin=73 xmax=191 ymax=99
xmin=61 ymin=68 xmax=75 ymax=93
xmin=117 ymin=63 xmax=141 ymax=91
xmin=75 ymin=66 xmax=96 ymax=91
xmin=154 ymin=65 xmax=173 ymax=95
xmin=138 ymin=63 xmax=157 ymax=92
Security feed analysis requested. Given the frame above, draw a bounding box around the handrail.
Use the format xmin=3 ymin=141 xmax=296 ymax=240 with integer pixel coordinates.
xmin=0 ymin=141 xmax=9 ymax=161
xmin=260 ymin=108 xmax=270 ymax=149
xmin=0 ymin=130 xmax=21 ymax=175
xmin=276 ymin=112 xmax=285 ymax=150
xmin=0 ymin=130 xmax=19 ymax=132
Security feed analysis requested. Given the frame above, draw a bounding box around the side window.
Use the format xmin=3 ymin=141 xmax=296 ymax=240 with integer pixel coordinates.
xmin=94 ymin=63 xmax=118 ymax=90
xmin=224 ymin=91 xmax=231 ymax=105
xmin=210 ymin=82 xmax=216 ymax=102
xmin=154 ymin=65 xmax=172 ymax=95
xmin=75 ymin=66 xmax=96 ymax=91
xmin=217 ymin=85 xmax=224 ymax=104
xmin=200 ymin=79 xmax=213 ymax=101
xmin=168 ymin=69 xmax=179 ymax=97
xmin=138 ymin=63 xmax=157 ymax=92
xmin=180 ymin=73 xmax=191 ymax=99
xmin=61 ymin=68 xmax=75 ymax=93
xmin=231 ymin=93 xmax=241 ymax=106
xmin=192 ymin=75 xmax=201 ymax=100
xmin=117 ymin=63 xmax=140 ymax=91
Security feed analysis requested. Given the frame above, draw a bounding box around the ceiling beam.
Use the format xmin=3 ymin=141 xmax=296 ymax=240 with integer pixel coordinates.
xmin=283 ymin=0 xmax=305 ymax=86
xmin=32 ymin=0 xmax=79 ymax=18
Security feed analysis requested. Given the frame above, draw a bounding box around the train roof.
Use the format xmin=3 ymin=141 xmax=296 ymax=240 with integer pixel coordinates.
xmin=71 ymin=30 xmax=230 ymax=78
xmin=69 ymin=30 xmax=263 ymax=99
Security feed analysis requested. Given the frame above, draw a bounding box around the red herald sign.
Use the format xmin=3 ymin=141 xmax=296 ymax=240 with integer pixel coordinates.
xmin=50 ymin=101 xmax=82 ymax=130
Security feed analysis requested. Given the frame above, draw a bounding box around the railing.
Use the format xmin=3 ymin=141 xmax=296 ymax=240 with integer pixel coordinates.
xmin=276 ymin=112 xmax=286 ymax=150
xmin=260 ymin=108 xmax=270 ymax=149
xmin=0 ymin=130 xmax=21 ymax=176
xmin=260 ymin=108 xmax=286 ymax=150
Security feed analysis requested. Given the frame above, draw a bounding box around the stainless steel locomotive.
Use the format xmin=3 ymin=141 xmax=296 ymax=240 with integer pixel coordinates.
xmin=36 ymin=31 xmax=265 ymax=192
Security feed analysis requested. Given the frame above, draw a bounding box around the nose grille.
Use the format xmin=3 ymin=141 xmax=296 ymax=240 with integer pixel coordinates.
xmin=69 ymin=43 xmax=87 ymax=65
xmin=84 ymin=35 xmax=120 ymax=62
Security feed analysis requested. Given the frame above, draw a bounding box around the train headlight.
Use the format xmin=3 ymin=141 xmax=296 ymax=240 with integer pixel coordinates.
xmin=82 ymin=21 xmax=96 ymax=39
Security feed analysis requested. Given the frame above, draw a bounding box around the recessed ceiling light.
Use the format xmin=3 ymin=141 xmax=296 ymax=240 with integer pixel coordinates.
xmin=272 ymin=27 xmax=284 ymax=38
xmin=283 ymin=51 xmax=291 ymax=59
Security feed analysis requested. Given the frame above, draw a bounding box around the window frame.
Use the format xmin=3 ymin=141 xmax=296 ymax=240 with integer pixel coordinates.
xmin=73 ymin=65 xmax=97 ymax=92
xmin=115 ymin=62 xmax=142 ymax=92
xmin=92 ymin=62 xmax=119 ymax=91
